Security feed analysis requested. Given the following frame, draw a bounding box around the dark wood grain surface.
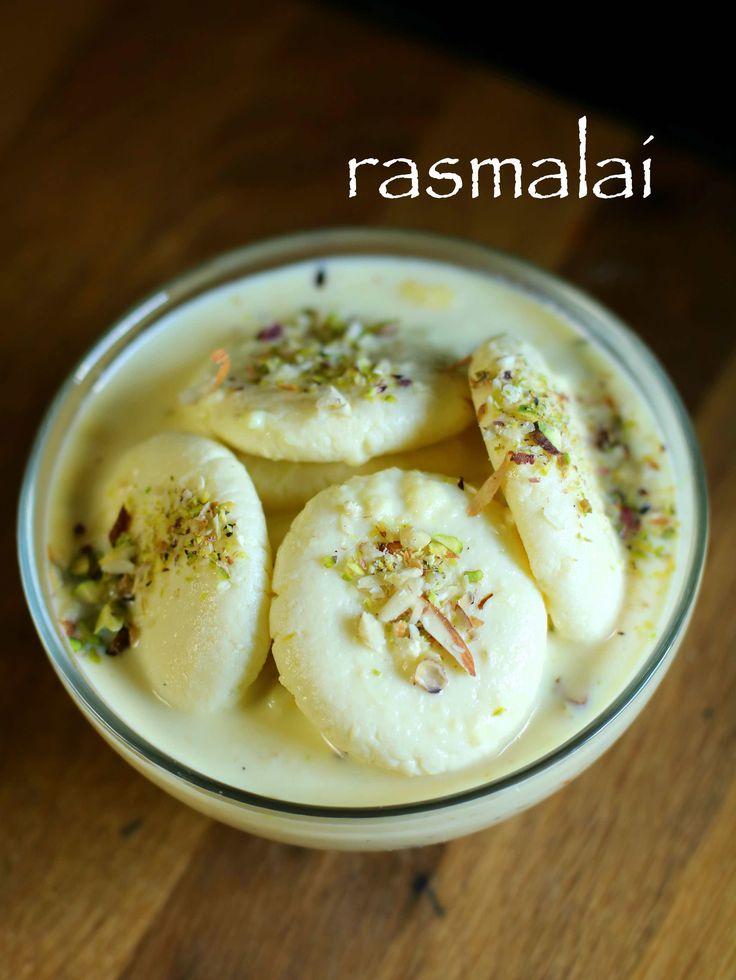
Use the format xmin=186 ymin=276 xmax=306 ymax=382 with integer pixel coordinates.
xmin=2 ymin=4 xmax=734 ymax=978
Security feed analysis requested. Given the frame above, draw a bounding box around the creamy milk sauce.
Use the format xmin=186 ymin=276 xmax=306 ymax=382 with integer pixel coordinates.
xmin=48 ymin=256 xmax=680 ymax=805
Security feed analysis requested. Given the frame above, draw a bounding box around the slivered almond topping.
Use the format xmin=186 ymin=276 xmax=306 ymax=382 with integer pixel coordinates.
xmin=456 ymin=593 xmax=473 ymax=613
xmin=395 ymin=566 xmax=423 ymax=581
xmin=413 ymin=658 xmax=448 ymax=694
xmin=377 ymin=581 xmax=421 ymax=622
xmin=454 ymin=601 xmax=474 ymax=631
xmin=455 ymin=599 xmax=484 ymax=633
xmin=357 ymin=574 xmax=383 ymax=595
xmin=358 ymin=611 xmax=385 ymax=651
xmin=419 ymin=601 xmax=476 ymax=676
xmin=408 ymin=600 xmax=423 ymax=625
xmin=468 ymin=455 xmax=511 ymax=516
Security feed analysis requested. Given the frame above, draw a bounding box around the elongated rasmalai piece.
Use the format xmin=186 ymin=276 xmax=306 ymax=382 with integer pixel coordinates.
xmin=468 ymin=335 xmax=624 ymax=643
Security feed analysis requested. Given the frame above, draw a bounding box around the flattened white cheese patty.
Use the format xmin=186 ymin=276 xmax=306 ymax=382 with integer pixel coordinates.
xmin=270 ymin=469 xmax=547 ymax=775
xmin=193 ymin=310 xmax=472 ymax=464
xmin=104 ymin=433 xmax=272 ymax=711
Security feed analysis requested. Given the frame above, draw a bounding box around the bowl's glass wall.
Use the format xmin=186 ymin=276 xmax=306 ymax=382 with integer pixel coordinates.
xmin=18 ymin=229 xmax=707 ymax=849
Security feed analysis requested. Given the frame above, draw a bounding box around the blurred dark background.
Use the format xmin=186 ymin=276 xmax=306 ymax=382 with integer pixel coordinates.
xmin=336 ymin=3 xmax=734 ymax=168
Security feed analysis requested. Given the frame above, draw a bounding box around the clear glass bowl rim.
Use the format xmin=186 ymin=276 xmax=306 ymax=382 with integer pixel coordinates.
xmin=17 ymin=227 xmax=708 ymax=820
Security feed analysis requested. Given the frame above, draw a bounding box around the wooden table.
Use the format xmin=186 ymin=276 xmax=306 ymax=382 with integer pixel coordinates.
xmin=3 ymin=3 xmax=734 ymax=977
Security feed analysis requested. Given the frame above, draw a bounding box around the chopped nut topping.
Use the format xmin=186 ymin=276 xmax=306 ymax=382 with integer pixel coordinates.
xmin=58 ymin=485 xmax=240 ymax=659
xmin=399 ymin=525 xmax=431 ymax=551
xmin=431 ymin=533 xmax=463 ymax=555
xmin=468 ymin=455 xmax=511 ymax=516
xmin=454 ymin=601 xmax=474 ymax=632
xmin=316 ymin=385 xmax=351 ymax=413
xmin=509 ymin=451 xmax=535 ymax=465
xmin=358 ymin=610 xmax=385 ymax=652
xmin=530 ymin=422 xmax=561 ymax=455
xmin=329 ymin=521 xmax=485 ymax=686
xmin=200 ymin=310 xmax=420 ymax=400
xmin=108 ymin=505 xmax=131 ymax=546
xmin=377 ymin=582 xmax=421 ymax=622
xmin=579 ymin=380 xmax=678 ymax=566
xmin=413 ymin=658 xmax=449 ymax=694
xmin=419 ymin=602 xmax=476 ymax=676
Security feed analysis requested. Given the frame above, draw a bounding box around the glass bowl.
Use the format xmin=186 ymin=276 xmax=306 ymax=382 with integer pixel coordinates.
xmin=17 ymin=228 xmax=707 ymax=850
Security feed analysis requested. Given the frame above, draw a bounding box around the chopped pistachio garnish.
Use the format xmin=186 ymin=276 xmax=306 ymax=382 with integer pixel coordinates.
xmin=579 ymin=377 xmax=679 ymax=569
xmin=431 ymin=534 xmax=463 ymax=555
xmin=57 ymin=485 xmax=240 ymax=658
xmin=74 ymin=580 xmax=103 ymax=604
xmin=70 ymin=552 xmax=92 ymax=577
xmin=470 ymin=349 xmax=588 ymax=510
xmin=471 ymin=351 xmax=570 ymax=449
xmin=204 ymin=309 xmax=416 ymax=399
xmin=128 ymin=486 xmax=240 ymax=585
xmin=578 ymin=497 xmax=592 ymax=515
xmin=474 ymin=346 xmax=679 ymax=576
xmin=464 ymin=569 xmax=484 ymax=583
xmin=94 ymin=603 xmax=124 ymax=636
